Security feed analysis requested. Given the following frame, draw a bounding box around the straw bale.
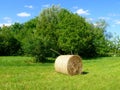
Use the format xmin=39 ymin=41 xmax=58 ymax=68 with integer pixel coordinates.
xmin=55 ymin=55 xmax=82 ymax=75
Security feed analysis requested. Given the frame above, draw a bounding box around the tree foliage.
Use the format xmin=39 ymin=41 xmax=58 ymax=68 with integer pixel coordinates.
xmin=0 ymin=26 xmax=21 ymax=55
xmin=0 ymin=5 xmax=116 ymax=62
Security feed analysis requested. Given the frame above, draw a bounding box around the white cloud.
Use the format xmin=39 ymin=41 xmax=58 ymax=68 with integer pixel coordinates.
xmin=0 ymin=17 xmax=12 ymax=27
xmin=98 ymin=17 xmax=110 ymax=20
xmin=75 ymin=9 xmax=90 ymax=15
xmin=25 ymin=5 xmax=33 ymax=9
xmin=0 ymin=24 xmax=2 ymax=27
xmin=0 ymin=23 xmax=12 ymax=27
xmin=86 ymin=18 xmax=93 ymax=22
xmin=42 ymin=4 xmax=50 ymax=8
xmin=3 ymin=17 xmax=12 ymax=23
xmin=73 ymin=6 xmax=78 ymax=9
xmin=3 ymin=17 xmax=11 ymax=20
xmin=93 ymin=23 xmax=98 ymax=27
xmin=17 ymin=12 xmax=31 ymax=17
xmin=115 ymin=20 xmax=120 ymax=25
xmin=109 ymin=13 xmax=120 ymax=17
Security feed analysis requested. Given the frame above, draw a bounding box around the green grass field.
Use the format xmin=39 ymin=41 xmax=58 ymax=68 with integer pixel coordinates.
xmin=0 ymin=56 xmax=120 ymax=90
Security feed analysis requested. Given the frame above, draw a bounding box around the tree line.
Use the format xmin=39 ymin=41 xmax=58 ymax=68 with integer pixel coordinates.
xmin=0 ymin=5 xmax=120 ymax=62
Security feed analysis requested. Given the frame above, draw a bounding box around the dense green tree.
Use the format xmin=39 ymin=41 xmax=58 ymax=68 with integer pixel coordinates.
xmin=108 ymin=35 xmax=120 ymax=56
xmin=34 ymin=5 xmax=61 ymax=62
xmin=93 ymin=20 xmax=110 ymax=56
xmin=28 ymin=5 xmax=110 ymax=62
xmin=0 ymin=26 xmax=21 ymax=56
xmin=57 ymin=10 xmax=95 ymax=57
xmin=0 ymin=5 xmax=112 ymax=62
xmin=20 ymin=17 xmax=38 ymax=55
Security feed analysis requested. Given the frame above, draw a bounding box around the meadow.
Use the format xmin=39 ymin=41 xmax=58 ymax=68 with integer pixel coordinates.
xmin=0 ymin=56 xmax=120 ymax=90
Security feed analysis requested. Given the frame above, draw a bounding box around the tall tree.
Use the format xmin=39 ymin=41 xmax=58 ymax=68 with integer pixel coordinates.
xmin=0 ymin=26 xmax=21 ymax=56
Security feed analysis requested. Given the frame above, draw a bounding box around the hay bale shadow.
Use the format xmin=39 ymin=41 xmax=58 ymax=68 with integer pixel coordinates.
xmin=81 ymin=71 xmax=89 ymax=75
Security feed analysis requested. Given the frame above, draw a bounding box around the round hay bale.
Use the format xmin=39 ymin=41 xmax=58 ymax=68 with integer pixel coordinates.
xmin=55 ymin=55 xmax=82 ymax=75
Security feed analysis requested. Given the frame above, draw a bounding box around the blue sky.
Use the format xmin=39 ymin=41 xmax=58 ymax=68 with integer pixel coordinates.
xmin=0 ymin=0 xmax=120 ymax=36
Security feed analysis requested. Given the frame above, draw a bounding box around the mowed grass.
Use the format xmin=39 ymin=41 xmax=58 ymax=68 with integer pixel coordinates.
xmin=0 ymin=56 xmax=120 ymax=90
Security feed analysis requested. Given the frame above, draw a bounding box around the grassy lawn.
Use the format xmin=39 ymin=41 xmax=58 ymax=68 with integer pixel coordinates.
xmin=0 ymin=56 xmax=120 ymax=90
